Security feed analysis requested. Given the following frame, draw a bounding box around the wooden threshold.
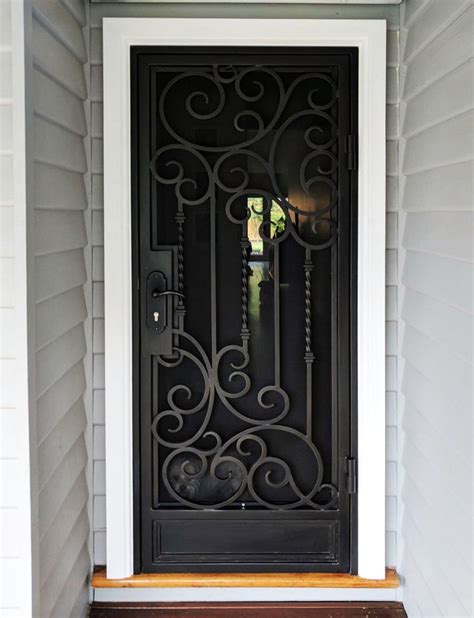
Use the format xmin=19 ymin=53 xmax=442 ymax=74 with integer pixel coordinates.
xmin=92 ymin=567 xmax=400 ymax=589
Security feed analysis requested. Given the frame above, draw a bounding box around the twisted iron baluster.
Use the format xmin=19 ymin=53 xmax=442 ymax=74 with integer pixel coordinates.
xmin=176 ymin=206 xmax=186 ymax=329
xmin=304 ymin=258 xmax=313 ymax=356
xmin=240 ymin=234 xmax=251 ymax=348
xmin=304 ymin=250 xmax=315 ymax=437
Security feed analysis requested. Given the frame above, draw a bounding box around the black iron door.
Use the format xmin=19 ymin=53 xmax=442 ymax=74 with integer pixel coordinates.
xmin=132 ymin=47 xmax=358 ymax=573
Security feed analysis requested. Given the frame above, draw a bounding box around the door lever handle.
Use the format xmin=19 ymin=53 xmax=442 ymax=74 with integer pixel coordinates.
xmin=151 ymin=290 xmax=185 ymax=300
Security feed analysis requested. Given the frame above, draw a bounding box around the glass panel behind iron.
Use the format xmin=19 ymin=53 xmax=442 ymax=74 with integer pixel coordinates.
xmin=148 ymin=60 xmax=343 ymax=510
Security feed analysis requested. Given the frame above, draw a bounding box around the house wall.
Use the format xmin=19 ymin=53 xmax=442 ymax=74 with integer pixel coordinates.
xmin=89 ymin=1 xmax=401 ymax=574
xmin=399 ymin=1 xmax=473 ymax=616
xmin=29 ymin=0 xmax=92 ymax=615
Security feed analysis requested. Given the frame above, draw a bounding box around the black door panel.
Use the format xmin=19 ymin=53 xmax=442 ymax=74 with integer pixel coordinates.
xmin=131 ymin=47 xmax=358 ymax=573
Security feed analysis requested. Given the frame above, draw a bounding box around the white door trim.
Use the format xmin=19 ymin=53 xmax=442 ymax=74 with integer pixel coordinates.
xmin=103 ymin=17 xmax=386 ymax=580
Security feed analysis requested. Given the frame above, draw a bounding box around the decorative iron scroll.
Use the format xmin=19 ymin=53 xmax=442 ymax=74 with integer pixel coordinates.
xmin=150 ymin=64 xmax=340 ymax=510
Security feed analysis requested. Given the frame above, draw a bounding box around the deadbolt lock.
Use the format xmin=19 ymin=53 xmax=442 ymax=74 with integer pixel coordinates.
xmin=146 ymin=271 xmax=167 ymax=334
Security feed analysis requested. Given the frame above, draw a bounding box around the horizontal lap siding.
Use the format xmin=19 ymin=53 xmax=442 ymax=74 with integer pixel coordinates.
xmin=89 ymin=3 xmax=400 ymax=569
xmin=32 ymin=0 xmax=90 ymax=616
xmin=400 ymin=1 xmax=473 ymax=616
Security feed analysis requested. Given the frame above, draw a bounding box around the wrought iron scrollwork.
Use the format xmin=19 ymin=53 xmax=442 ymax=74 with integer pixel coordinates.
xmin=150 ymin=63 xmax=340 ymax=510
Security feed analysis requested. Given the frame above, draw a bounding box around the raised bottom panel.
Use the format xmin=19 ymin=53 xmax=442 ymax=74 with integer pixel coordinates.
xmin=151 ymin=519 xmax=339 ymax=568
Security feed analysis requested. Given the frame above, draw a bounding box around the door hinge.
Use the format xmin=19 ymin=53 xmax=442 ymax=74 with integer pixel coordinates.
xmin=346 ymin=135 xmax=358 ymax=171
xmin=346 ymin=457 xmax=357 ymax=495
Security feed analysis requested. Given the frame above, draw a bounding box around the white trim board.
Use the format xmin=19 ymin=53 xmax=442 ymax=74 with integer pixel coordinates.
xmin=94 ymin=588 xmax=398 ymax=603
xmin=7 ymin=0 xmax=38 ymax=615
xmin=103 ymin=17 xmax=386 ymax=581
xmin=93 ymin=1 xmax=400 ymax=4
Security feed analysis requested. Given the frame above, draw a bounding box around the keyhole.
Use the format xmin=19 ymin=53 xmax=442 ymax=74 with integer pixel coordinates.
xmin=153 ymin=311 xmax=159 ymax=322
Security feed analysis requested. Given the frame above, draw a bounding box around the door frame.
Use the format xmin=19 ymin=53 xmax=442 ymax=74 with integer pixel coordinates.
xmin=103 ymin=17 xmax=386 ymax=580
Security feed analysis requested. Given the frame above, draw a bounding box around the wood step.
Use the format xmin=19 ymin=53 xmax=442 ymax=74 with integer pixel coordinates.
xmin=90 ymin=601 xmax=407 ymax=617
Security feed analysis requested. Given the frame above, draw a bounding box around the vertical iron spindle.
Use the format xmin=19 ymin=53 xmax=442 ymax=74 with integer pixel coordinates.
xmin=304 ymin=249 xmax=315 ymax=437
xmin=175 ymin=205 xmax=186 ymax=330
xmin=240 ymin=233 xmax=251 ymax=348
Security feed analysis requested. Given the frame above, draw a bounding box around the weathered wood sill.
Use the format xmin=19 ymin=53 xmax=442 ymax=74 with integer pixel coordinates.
xmin=92 ymin=567 xmax=400 ymax=589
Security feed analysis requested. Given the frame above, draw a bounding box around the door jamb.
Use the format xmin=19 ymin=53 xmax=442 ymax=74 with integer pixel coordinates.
xmin=103 ymin=17 xmax=386 ymax=580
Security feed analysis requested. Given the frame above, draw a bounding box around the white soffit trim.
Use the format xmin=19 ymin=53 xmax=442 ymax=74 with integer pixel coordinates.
xmin=103 ymin=18 xmax=386 ymax=580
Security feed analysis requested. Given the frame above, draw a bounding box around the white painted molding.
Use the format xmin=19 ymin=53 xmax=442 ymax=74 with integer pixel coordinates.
xmin=10 ymin=0 xmax=38 ymax=614
xmin=95 ymin=1 xmax=400 ymax=4
xmin=104 ymin=17 xmax=386 ymax=580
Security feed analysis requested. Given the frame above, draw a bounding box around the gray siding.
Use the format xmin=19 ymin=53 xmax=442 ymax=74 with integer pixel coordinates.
xmin=89 ymin=2 xmax=400 ymax=568
xmin=399 ymin=1 xmax=473 ymax=616
xmin=32 ymin=0 xmax=91 ymax=615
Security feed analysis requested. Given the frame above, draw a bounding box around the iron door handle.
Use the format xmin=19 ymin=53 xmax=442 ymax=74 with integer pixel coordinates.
xmin=151 ymin=290 xmax=185 ymax=300
xmin=147 ymin=270 xmax=185 ymax=335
